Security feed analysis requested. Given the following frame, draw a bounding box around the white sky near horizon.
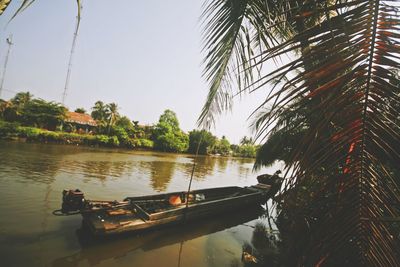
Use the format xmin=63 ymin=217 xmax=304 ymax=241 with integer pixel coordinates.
xmin=0 ymin=0 xmax=272 ymax=144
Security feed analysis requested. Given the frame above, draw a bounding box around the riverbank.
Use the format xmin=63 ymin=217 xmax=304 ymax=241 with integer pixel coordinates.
xmin=0 ymin=120 xmax=257 ymax=158
xmin=0 ymin=120 xmax=154 ymax=149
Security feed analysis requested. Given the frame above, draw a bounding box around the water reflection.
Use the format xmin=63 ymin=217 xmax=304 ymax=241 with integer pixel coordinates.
xmin=51 ymin=208 xmax=264 ymax=267
xmin=78 ymin=160 xmax=137 ymax=181
xmin=0 ymin=142 xmax=277 ymax=267
xmin=240 ymin=223 xmax=280 ymax=267
xmin=0 ymin=142 xmax=64 ymax=184
xmin=143 ymin=161 xmax=176 ymax=192
xmin=215 ymin=157 xmax=229 ymax=172
xmin=192 ymin=156 xmax=218 ymax=180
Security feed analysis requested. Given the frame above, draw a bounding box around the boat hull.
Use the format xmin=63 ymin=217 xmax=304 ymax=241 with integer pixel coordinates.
xmin=81 ymin=185 xmax=270 ymax=236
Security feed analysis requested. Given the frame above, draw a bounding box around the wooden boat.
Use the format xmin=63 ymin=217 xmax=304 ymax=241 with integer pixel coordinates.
xmin=57 ymin=184 xmax=272 ymax=236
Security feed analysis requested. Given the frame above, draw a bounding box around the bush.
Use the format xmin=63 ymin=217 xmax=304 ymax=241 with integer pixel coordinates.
xmin=37 ymin=130 xmax=61 ymax=142
xmin=0 ymin=121 xmax=154 ymax=150
xmin=18 ymin=126 xmax=41 ymax=138
xmin=108 ymin=136 xmax=119 ymax=146
xmin=94 ymin=135 xmax=110 ymax=146
xmin=0 ymin=121 xmax=20 ymax=137
xmin=139 ymin=138 xmax=153 ymax=149
xmin=238 ymin=144 xmax=257 ymax=158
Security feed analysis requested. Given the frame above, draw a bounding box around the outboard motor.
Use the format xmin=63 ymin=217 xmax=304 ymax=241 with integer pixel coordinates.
xmin=61 ymin=189 xmax=86 ymax=214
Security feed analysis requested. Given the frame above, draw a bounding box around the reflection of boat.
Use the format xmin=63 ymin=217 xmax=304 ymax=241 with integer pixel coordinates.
xmin=51 ymin=207 xmax=263 ymax=267
xmin=57 ymin=184 xmax=272 ymax=236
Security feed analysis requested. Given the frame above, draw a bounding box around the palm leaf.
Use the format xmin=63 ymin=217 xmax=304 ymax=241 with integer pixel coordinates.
xmin=10 ymin=0 xmax=35 ymax=20
xmin=198 ymin=0 xmax=292 ymax=129
xmin=0 ymin=0 xmax=12 ymax=15
xmin=202 ymin=0 xmax=400 ymax=265
xmin=1 ymin=0 xmax=81 ymax=25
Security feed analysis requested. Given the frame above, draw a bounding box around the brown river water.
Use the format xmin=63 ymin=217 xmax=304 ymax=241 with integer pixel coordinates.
xmin=0 ymin=141 xmax=281 ymax=267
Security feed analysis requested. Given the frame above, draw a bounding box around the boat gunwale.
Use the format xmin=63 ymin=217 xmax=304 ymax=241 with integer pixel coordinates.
xmin=144 ymin=189 xmax=265 ymax=220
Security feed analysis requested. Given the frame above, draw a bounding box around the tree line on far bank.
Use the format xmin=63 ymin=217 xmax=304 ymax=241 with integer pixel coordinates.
xmin=0 ymin=92 xmax=259 ymax=157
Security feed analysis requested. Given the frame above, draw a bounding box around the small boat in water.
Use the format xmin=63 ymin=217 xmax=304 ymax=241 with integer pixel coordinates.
xmin=57 ymin=184 xmax=272 ymax=236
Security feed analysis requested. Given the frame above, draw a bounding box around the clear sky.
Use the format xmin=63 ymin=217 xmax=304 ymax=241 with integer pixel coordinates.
xmin=0 ymin=0 xmax=267 ymax=144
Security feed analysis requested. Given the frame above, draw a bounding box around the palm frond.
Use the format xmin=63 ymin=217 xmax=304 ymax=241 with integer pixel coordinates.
xmin=9 ymin=0 xmax=35 ymax=20
xmin=262 ymin=1 xmax=400 ymax=265
xmin=198 ymin=0 xmax=292 ymax=129
xmin=202 ymin=0 xmax=400 ymax=264
xmin=0 ymin=0 xmax=12 ymax=16
xmin=2 ymin=0 xmax=81 ymax=25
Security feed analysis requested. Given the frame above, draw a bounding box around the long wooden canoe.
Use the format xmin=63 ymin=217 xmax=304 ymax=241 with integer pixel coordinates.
xmin=60 ymin=184 xmax=271 ymax=236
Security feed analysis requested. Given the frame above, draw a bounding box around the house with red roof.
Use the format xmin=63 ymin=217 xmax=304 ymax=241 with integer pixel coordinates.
xmin=64 ymin=111 xmax=97 ymax=133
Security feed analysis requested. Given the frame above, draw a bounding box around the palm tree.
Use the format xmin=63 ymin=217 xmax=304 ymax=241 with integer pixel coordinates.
xmin=1 ymin=91 xmax=34 ymax=121
xmin=11 ymin=91 xmax=32 ymax=108
xmin=200 ymin=0 xmax=400 ymax=265
xmin=106 ymin=102 xmax=119 ymax=133
xmin=91 ymin=100 xmax=108 ymax=132
xmin=239 ymin=136 xmax=253 ymax=146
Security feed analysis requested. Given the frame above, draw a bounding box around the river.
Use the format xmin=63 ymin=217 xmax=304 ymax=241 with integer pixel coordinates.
xmin=0 ymin=141 xmax=282 ymax=267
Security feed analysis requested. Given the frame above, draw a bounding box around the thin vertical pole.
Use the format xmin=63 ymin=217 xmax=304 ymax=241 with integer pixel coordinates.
xmin=62 ymin=12 xmax=81 ymax=105
xmin=0 ymin=35 xmax=13 ymax=98
xmin=184 ymin=135 xmax=203 ymax=213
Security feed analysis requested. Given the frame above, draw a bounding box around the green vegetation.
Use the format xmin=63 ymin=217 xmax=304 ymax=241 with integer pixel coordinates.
xmin=0 ymin=92 xmax=66 ymax=130
xmin=188 ymin=129 xmax=216 ymax=155
xmin=74 ymin=107 xmax=86 ymax=113
xmin=210 ymin=136 xmax=231 ymax=156
xmin=200 ymin=0 xmax=400 ymax=265
xmin=0 ymin=92 xmax=256 ymax=157
xmin=1 ymin=0 xmax=399 ymax=265
xmin=152 ymin=110 xmax=188 ymax=153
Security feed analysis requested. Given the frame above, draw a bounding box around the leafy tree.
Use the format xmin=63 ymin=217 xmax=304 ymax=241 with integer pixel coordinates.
xmin=152 ymin=110 xmax=188 ymax=153
xmin=0 ymin=99 xmax=11 ymax=119
xmin=158 ymin=109 xmax=180 ymax=130
xmin=239 ymin=136 xmax=253 ymax=146
xmin=188 ymin=129 xmax=217 ymax=155
xmin=212 ymin=136 xmax=231 ymax=155
xmin=200 ymin=0 xmax=400 ymax=265
xmin=74 ymin=107 xmax=86 ymax=114
xmin=1 ymin=91 xmax=33 ymax=122
xmin=238 ymin=144 xmax=257 ymax=158
xmin=114 ymin=115 xmax=133 ymax=135
xmin=21 ymin=99 xmax=66 ymax=130
xmin=11 ymin=91 xmax=33 ymax=108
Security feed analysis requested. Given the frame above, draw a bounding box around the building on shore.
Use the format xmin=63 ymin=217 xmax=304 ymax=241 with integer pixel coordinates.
xmin=64 ymin=111 xmax=97 ymax=133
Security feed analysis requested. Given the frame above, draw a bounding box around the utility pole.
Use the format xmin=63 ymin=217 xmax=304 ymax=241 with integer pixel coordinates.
xmin=62 ymin=6 xmax=81 ymax=105
xmin=0 ymin=35 xmax=13 ymax=98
